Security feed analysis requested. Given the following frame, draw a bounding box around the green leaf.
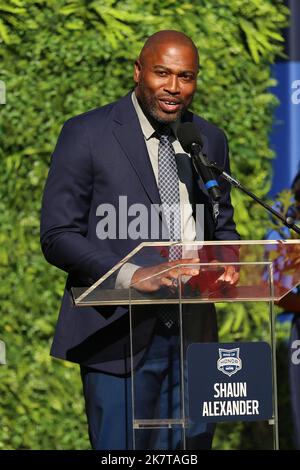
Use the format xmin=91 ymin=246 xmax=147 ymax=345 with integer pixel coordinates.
xmin=0 ymin=19 xmax=10 ymax=43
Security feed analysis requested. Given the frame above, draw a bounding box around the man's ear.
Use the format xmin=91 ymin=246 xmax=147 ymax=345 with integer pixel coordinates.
xmin=133 ymin=59 xmax=141 ymax=84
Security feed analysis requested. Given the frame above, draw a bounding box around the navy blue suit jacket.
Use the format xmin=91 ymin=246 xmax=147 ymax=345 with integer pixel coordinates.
xmin=40 ymin=93 xmax=239 ymax=374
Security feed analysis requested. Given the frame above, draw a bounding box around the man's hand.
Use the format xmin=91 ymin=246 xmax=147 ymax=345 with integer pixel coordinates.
xmin=130 ymin=258 xmax=200 ymax=293
xmin=214 ymin=264 xmax=239 ymax=286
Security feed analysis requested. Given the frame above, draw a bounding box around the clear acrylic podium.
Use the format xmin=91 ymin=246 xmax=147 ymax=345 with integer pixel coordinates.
xmin=72 ymin=240 xmax=300 ymax=450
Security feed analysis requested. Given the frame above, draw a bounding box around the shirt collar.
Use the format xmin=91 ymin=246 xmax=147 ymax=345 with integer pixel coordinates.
xmin=131 ymin=91 xmax=179 ymax=140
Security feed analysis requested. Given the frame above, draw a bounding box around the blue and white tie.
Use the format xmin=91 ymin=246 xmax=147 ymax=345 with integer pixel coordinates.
xmin=158 ymin=129 xmax=182 ymax=328
xmin=158 ymin=130 xmax=181 ymax=245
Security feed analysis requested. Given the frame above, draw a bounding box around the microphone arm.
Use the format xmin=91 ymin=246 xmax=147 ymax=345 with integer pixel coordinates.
xmin=204 ymin=157 xmax=300 ymax=236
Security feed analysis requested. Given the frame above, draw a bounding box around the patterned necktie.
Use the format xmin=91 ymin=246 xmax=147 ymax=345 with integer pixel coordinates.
xmin=158 ymin=129 xmax=181 ymax=245
xmin=158 ymin=129 xmax=182 ymax=328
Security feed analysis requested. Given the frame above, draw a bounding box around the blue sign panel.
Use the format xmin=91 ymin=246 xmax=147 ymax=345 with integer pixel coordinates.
xmin=270 ymin=62 xmax=300 ymax=195
xmin=270 ymin=0 xmax=300 ymax=195
xmin=187 ymin=342 xmax=273 ymax=423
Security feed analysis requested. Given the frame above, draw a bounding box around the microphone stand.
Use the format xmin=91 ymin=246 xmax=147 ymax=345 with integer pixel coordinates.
xmin=205 ymin=159 xmax=300 ymax=236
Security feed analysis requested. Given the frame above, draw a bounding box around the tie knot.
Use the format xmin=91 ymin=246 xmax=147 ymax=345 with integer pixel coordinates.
xmin=158 ymin=126 xmax=172 ymax=140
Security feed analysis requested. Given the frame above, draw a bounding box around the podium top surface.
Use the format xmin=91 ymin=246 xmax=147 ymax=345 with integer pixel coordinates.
xmin=72 ymin=240 xmax=300 ymax=306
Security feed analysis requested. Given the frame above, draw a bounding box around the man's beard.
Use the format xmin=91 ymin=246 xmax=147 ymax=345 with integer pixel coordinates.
xmin=147 ymin=101 xmax=182 ymax=124
xmin=138 ymin=91 xmax=184 ymax=125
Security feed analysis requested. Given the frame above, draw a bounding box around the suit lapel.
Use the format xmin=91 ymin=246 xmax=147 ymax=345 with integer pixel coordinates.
xmin=112 ymin=94 xmax=161 ymax=206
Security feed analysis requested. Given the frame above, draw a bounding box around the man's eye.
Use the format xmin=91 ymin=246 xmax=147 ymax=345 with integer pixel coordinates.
xmin=181 ymin=75 xmax=194 ymax=81
xmin=156 ymin=71 xmax=168 ymax=76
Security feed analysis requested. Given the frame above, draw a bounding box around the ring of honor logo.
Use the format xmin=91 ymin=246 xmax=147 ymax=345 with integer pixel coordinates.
xmin=217 ymin=348 xmax=242 ymax=377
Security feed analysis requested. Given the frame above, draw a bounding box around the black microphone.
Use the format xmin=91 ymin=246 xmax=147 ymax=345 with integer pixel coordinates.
xmin=177 ymin=122 xmax=221 ymax=201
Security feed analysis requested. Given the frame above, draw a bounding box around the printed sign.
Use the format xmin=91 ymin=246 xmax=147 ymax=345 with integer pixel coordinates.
xmin=187 ymin=342 xmax=273 ymax=423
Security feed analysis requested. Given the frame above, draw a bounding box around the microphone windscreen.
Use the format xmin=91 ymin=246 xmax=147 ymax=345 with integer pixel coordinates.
xmin=177 ymin=122 xmax=203 ymax=153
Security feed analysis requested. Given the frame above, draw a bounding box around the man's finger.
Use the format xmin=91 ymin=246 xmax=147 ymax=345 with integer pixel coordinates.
xmin=161 ymin=277 xmax=173 ymax=287
xmin=168 ymin=267 xmax=200 ymax=278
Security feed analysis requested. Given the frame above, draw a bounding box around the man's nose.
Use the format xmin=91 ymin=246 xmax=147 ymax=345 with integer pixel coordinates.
xmin=164 ymin=75 xmax=180 ymax=94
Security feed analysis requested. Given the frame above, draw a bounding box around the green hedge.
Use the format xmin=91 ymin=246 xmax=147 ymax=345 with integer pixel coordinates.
xmin=0 ymin=0 xmax=289 ymax=449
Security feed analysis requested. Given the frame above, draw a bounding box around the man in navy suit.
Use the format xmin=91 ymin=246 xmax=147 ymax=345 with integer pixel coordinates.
xmin=40 ymin=30 xmax=239 ymax=450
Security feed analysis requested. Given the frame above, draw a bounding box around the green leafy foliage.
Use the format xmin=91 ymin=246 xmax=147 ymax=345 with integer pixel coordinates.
xmin=0 ymin=0 xmax=289 ymax=449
